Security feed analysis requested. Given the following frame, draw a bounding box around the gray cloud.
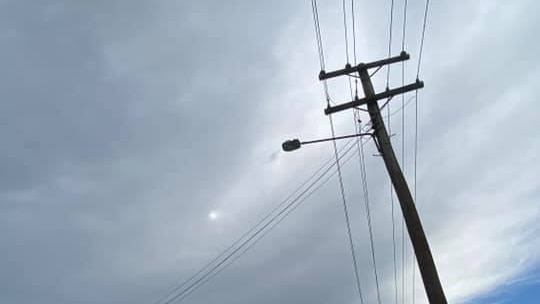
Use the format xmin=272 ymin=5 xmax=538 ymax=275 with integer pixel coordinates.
xmin=1 ymin=1 xmax=539 ymax=304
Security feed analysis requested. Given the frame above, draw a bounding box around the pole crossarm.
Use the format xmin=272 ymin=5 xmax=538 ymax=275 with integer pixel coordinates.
xmin=324 ymin=80 xmax=424 ymax=115
xmin=319 ymin=51 xmax=410 ymax=81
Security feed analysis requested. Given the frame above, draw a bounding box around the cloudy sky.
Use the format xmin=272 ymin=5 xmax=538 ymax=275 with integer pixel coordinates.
xmin=1 ymin=1 xmax=539 ymax=304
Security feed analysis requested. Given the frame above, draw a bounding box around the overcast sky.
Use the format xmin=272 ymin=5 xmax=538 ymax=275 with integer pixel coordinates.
xmin=1 ymin=1 xmax=539 ymax=304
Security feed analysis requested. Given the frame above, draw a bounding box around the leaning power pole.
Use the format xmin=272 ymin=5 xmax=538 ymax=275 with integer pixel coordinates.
xmin=320 ymin=51 xmax=448 ymax=304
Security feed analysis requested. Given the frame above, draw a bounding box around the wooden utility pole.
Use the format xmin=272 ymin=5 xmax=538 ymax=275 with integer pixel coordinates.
xmin=320 ymin=51 xmax=448 ymax=304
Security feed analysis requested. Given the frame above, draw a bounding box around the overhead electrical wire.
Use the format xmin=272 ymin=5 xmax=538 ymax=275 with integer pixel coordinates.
xmin=150 ymin=138 xmax=351 ymax=304
xmin=329 ymin=114 xmax=365 ymax=304
xmin=151 ymin=113 xmax=371 ymax=304
xmin=168 ymin=137 xmax=367 ymax=304
xmin=313 ymin=1 xmax=365 ymax=303
xmin=158 ymin=0 xmax=432 ymax=302
xmin=150 ymin=3 xmax=344 ymax=301
xmin=167 ymin=116 xmax=389 ymax=304
xmin=387 ymin=95 xmax=414 ymax=119
xmin=385 ymin=0 xmax=399 ymax=303
xmin=311 ymin=0 xmax=330 ymax=101
xmin=151 ymin=0 xmax=434 ymax=303
xmin=311 ymin=0 xmax=326 ymax=70
xmin=156 ymin=137 xmax=361 ymax=304
xmin=356 ymin=114 xmax=383 ymax=304
xmin=150 ymin=81 xmax=415 ymax=304
xmin=386 ymin=0 xmax=395 ymax=89
xmin=416 ymin=0 xmax=431 ymax=78
xmin=152 ymin=115 xmax=378 ymax=304
xmin=151 ymin=158 xmax=336 ymax=304
xmin=389 ymin=113 xmax=399 ymax=304
xmin=400 ymin=0 xmax=409 ymax=303
xmin=341 ymin=0 xmax=356 ymax=101
xmin=412 ymin=1 xmax=431 ymax=302
xmin=351 ymin=0 xmax=359 ymax=97
xmin=341 ymin=0 xmax=351 ymax=64
xmin=412 ymin=93 xmax=419 ymax=303
xmin=347 ymin=0 xmax=382 ymax=303
xmin=174 ymin=130 xmax=375 ymax=303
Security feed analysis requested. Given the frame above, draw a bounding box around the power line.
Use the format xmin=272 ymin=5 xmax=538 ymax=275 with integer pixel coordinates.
xmin=152 ymin=135 xmax=362 ymax=304
xmin=337 ymin=4 xmax=372 ymax=302
xmin=413 ymin=1 xmax=431 ymax=301
xmin=320 ymin=21 xmax=446 ymax=300
xmin=172 ymin=127 xmax=371 ymax=303
xmin=340 ymin=0 xmax=358 ymax=102
xmin=341 ymin=0 xmax=351 ymax=64
xmin=151 ymin=144 xmax=343 ymax=304
xmin=154 ymin=0 xmax=434 ymax=302
xmin=152 ymin=156 xmax=338 ymax=304
xmin=390 ymin=160 xmax=398 ymax=304
xmin=150 ymin=4 xmax=341 ymax=299
xmin=311 ymin=0 xmax=330 ymax=101
xmin=386 ymin=0 xmax=395 ymax=89
xmin=329 ymin=114 xmax=365 ymax=304
xmin=385 ymin=0 xmax=399 ymax=302
xmin=351 ymin=0 xmax=359 ymax=96
xmin=401 ymin=0 xmax=408 ymax=52
xmin=413 ymin=104 xmax=422 ymax=301
xmin=311 ymin=0 xmax=326 ymax=70
xmin=416 ymin=0 xmax=431 ymax=78
xmin=400 ymin=1 xmax=409 ymax=303
xmin=345 ymin=1 xmax=382 ymax=302
xmin=160 ymin=142 xmax=356 ymax=304
xmin=316 ymin=8 xmax=367 ymax=303
xmin=157 ymin=85 xmax=417 ymax=304
xmin=385 ymin=96 xmax=414 ymax=118
xmin=172 ymin=136 xmax=367 ymax=303
xmin=153 ymin=120 xmax=373 ymax=304
xmin=355 ymin=114 xmax=382 ymax=304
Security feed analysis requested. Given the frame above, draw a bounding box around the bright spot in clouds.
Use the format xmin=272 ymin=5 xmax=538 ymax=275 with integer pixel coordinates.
xmin=208 ymin=211 xmax=218 ymax=220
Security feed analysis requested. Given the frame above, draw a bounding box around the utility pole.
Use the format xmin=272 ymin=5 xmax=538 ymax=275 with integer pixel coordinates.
xmin=319 ymin=51 xmax=448 ymax=304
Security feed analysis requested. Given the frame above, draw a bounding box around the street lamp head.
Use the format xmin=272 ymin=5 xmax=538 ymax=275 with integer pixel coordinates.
xmin=282 ymin=139 xmax=301 ymax=152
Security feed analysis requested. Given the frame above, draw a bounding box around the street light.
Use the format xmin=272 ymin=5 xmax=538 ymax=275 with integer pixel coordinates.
xmin=282 ymin=132 xmax=373 ymax=152
xmin=282 ymin=139 xmax=301 ymax=152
